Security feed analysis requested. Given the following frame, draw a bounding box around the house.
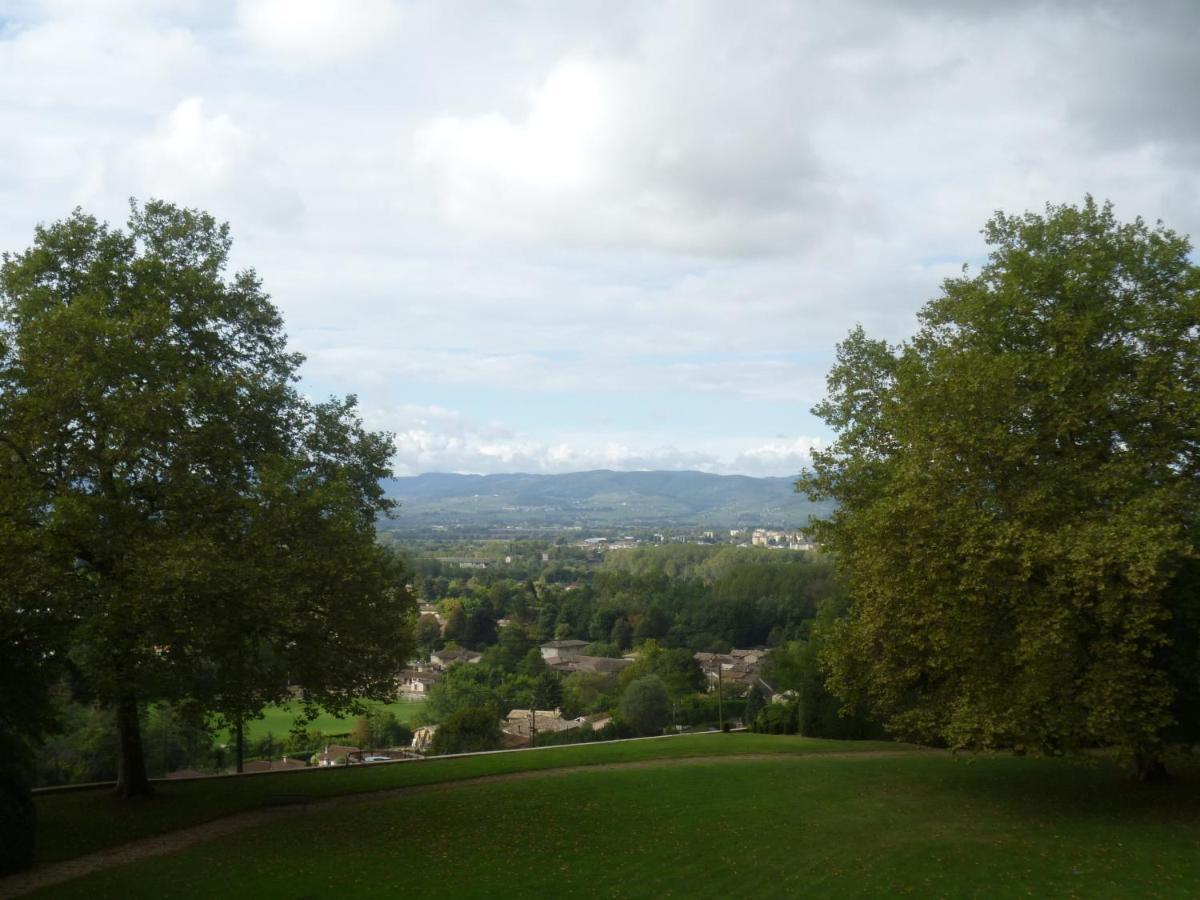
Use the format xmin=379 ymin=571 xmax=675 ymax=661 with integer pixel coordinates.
xmin=548 ymin=655 xmax=632 ymax=676
xmin=411 ymin=725 xmax=438 ymax=753
xmin=695 ymin=649 xmax=769 ymax=692
xmin=540 ymin=639 xmax=589 ymax=661
xmin=396 ymin=668 xmax=441 ymax=699
xmin=430 ymin=648 xmax=483 ymax=669
xmin=316 ymin=744 xmax=362 ymax=767
xmin=583 ymin=712 xmax=613 ymax=731
xmin=503 ymin=708 xmax=581 ymax=739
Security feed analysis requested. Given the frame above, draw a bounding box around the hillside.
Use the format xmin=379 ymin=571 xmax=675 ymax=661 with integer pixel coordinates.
xmin=381 ymin=470 xmax=830 ymax=528
xmin=21 ymin=736 xmax=1200 ymax=898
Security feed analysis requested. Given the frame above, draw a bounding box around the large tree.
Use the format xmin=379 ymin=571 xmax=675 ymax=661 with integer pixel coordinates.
xmin=799 ymin=198 xmax=1200 ymax=778
xmin=0 ymin=201 xmax=414 ymax=797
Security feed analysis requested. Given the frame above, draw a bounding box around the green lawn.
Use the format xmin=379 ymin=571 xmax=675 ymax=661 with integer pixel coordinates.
xmin=33 ymin=734 xmax=898 ymax=866
xmin=211 ymin=699 xmax=426 ymax=745
xmin=33 ymin=750 xmax=1200 ymax=898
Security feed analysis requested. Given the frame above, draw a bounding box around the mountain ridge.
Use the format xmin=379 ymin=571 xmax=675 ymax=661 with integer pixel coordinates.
xmin=381 ymin=469 xmax=828 ymax=528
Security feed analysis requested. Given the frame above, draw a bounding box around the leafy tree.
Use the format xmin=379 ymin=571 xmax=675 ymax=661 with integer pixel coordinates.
xmin=743 ymin=683 xmax=767 ymax=726
xmin=442 ymin=601 xmax=467 ymax=644
xmin=425 ymin=665 xmax=504 ymax=722
xmin=462 ymin=605 xmax=498 ymax=650
xmin=431 ymin=706 xmax=502 ymax=755
xmin=619 ymin=675 xmax=671 ymax=736
xmin=799 ymin=198 xmax=1200 ymax=778
xmin=561 ymin=671 xmax=619 ymax=718
xmin=610 ymin=617 xmax=633 ymax=650
xmin=620 ymin=641 xmax=704 ymax=700
xmin=0 ymin=202 xmax=413 ymax=797
xmin=416 ymin=614 xmax=443 ymax=650
xmin=351 ymin=716 xmax=372 ymax=750
xmin=483 ymin=624 xmax=534 ymax=672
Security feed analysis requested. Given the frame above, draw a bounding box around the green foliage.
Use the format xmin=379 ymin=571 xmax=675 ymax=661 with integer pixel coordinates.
xmin=743 ymin=684 xmax=766 ymax=726
xmin=619 ymin=675 xmax=671 ymax=736
xmin=0 ymin=201 xmax=414 ymax=797
xmin=560 ymin=671 xmax=619 ymax=718
xmin=753 ymin=701 xmax=799 ymax=734
xmin=620 ymin=641 xmax=704 ymax=700
xmin=676 ymin=693 xmax=745 ymax=727
xmin=800 ymin=198 xmax=1200 ymax=773
xmin=415 ymin=615 xmax=443 ymax=650
xmin=431 ymin=706 xmax=502 ymax=755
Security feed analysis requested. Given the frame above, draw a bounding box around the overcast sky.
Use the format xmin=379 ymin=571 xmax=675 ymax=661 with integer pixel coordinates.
xmin=2 ymin=0 xmax=1198 ymax=477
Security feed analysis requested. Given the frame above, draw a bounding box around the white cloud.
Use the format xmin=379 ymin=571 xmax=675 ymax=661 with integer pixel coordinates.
xmin=413 ymin=42 xmax=831 ymax=255
xmin=127 ymin=98 xmax=302 ymax=225
xmin=235 ymin=0 xmax=403 ymax=63
xmin=375 ymin=404 xmax=821 ymax=477
xmin=3 ymin=1 xmax=1200 ymax=476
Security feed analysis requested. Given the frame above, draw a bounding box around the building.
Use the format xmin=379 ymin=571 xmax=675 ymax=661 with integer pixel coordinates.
xmin=539 ymin=639 xmax=589 ymax=662
xmin=694 ymin=649 xmax=769 ymax=692
xmin=316 ymin=745 xmax=362 ymax=767
xmin=503 ymin=708 xmax=582 ymax=739
xmin=396 ymin=668 xmax=441 ymax=699
xmin=430 ymin=648 xmax=483 ymax=669
xmin=547 ymin=655 xmax=632 ymax=676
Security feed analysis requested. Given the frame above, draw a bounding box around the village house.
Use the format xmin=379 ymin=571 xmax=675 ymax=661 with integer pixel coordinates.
xmin=582 ymin=712 xmax=613 ymax=731
xmin=503 ymin=708 xmax=582 ymax=739
xmin=547 ymin=655 xmax=632 ymax=676
xmin=430 ymin=648 xmax=484 ymax=669
xmin=539 ymin=639 xmax=589 ymax=662
xmin=315 ymin=745 xmax=362 ymax=767
xmin=694 ymin=649 xmax=769 ymax=692
xmin=396 ymin=668 xmax=441 ymax=699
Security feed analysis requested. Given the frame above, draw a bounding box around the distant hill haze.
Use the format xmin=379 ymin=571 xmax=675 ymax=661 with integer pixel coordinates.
xmin=381 ymin=470 xmax=830 ymax=528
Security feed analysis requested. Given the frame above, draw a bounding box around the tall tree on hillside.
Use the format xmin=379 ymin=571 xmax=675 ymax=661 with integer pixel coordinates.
xmin=0 ymin=201 xmax=414 ymax=798
xmin=799 ymin=198 xmax=1200 ymax=778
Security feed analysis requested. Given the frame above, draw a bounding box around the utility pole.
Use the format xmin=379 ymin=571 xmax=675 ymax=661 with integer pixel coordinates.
xmin=529 ymin=708 xmax=537 ymax=748
xmin=717 ymin=664 xmax=725 ymax=732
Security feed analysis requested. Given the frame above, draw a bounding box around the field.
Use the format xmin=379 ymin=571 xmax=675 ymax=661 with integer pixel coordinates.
xmin=17 ymin=736 xmax=1200 ymax=898
xmin=212 ymin=699 xmax=426 ymax=744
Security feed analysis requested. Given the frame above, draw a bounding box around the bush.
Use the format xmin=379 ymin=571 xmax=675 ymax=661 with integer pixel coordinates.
xmin=754 ymin=701 xmax=799 ymax=735
xmin=619 ymin=675 xmax=671 ymax=736
xmin=431 ymin=706 xmax=502 ymax=755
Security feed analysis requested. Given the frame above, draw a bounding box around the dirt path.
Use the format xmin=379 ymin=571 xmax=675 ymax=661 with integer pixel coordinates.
xmin=1 ymin=749 xmax=939 ymax=898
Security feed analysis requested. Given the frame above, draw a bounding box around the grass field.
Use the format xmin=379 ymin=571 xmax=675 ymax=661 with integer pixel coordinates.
xmin=29 ymin=743 xmax=1200 ymax=899
xmin=33 ymin=734 xmax=896 ymax=866
xmin=211 ymin=699 xmax=426 ymax=744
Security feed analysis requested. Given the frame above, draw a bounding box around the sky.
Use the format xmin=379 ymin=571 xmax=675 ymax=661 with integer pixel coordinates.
xmin=2 ymin=0 xmax=1198 ymax=477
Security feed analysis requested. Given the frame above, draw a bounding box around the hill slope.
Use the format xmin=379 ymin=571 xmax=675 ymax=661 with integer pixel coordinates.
xmin=381 ymin=470 xmax=829 ymax=528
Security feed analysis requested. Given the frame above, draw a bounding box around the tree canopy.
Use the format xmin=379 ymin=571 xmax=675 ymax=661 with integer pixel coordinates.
xmin=0 ymin=201 xmax=414 ymax=797
xmin=799 ymin=198 xmax=1200 ymax=777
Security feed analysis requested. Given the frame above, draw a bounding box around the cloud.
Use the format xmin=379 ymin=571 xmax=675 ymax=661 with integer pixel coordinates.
xmin=235 ymin=0 xmax=403 ymax=63
xmin=375 ymin=404 xmax=821 ymax=477
xmin=4 ymin=0 xmax=1200 ymax=476
xmin=128 ymin=98 xmax=302 ymax=225
xmin=413 ymin=40 xmax=832 ymax=255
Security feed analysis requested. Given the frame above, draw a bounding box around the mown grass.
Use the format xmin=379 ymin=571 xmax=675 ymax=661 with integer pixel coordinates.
xmin=35 ymin=751 xmax=1200 ymax=899
xmin=211 ymin=699 xmax=427 ymax=745
xmin=33 ymin=733 xmax=898 ymax=865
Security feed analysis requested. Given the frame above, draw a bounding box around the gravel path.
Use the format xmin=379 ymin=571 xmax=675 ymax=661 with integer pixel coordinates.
xmin=0 ymin=749 xmax=938 ymax=898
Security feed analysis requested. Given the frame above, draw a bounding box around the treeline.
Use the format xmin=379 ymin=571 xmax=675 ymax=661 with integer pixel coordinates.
xmin=412 ymin=543 xmax=839 ymax=654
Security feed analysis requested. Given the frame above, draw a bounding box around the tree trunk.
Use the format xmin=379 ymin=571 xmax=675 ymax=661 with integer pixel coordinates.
xmin=235 ymin=718 xmax=244 ymax=774
xmin=1133 ymin=749 xmax=1169 ymax=782
xmin=114 ymin=694 xmax=152 ymax=798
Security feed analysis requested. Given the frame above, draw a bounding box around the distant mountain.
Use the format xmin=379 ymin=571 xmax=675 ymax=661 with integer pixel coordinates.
xmin=381 ymin=470 xmax=829 ymax=529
